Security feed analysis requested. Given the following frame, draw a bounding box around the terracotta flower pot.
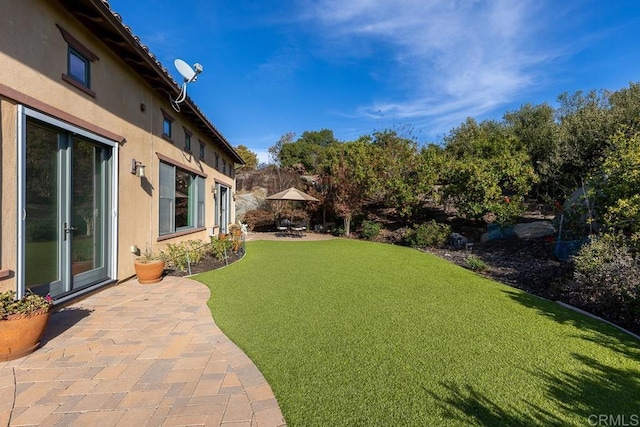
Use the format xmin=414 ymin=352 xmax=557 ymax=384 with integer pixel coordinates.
xmin=0 ymin=310 xmax=50 ymax=361
xmin=134 ymin=260 xmax=165 ymax=284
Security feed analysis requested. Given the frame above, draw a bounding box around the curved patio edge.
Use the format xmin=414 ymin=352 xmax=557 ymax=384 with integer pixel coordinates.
xmin=0 ymin=276 xmax=286 ymax=427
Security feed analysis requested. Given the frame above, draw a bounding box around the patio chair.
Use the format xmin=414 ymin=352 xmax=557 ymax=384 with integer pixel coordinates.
xmin=291 ymin=222 xmax=307 ymax=237
xmin=276 ymin=219 xmax=290 ymax=236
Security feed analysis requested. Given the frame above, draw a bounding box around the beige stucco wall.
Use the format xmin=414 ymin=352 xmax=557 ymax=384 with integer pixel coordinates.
xmin=0 ymin=99 xmax=18 ymax=291
xmin=0 ymin=0 xmax=237 ymax=291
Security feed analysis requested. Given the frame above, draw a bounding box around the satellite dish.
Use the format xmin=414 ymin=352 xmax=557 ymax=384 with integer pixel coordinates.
xmin=174 ymin=59 xmax=197 ymax=82
xmin=170 ymin=59 xmax=204 ymax=112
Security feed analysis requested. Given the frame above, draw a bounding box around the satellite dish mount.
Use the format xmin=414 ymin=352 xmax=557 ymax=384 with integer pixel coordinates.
xmin=170 ymin=59 xmax=203 ymax=112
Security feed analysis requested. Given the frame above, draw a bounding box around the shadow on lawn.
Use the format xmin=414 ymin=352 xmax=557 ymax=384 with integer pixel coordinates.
xmin=430 ymin=354 xmax=640 ymax=426
xmin=530 ymin=354 xmax=640 ymax=422
xmin=502 ymin=288 xmax=640 ymax=359
xmin=427 ymin=289 xmax=640 ymax=426
xmin=427 ymin=382 xmax=563 ymax=426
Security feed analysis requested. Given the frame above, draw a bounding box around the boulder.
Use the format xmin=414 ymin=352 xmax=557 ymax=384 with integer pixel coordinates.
xmin=513 ymin=221 xmax=556 ymax=239
xmin=235 ymin=187 xmax=268 ymax=220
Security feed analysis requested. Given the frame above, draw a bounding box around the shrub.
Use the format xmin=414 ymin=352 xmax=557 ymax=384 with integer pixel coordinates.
xmin=360 ymin=220 xmax=382 ymax=240
xmin=243 ymin=209 xmax=275 ymax=231
xmin=161 ymin=240 xmax=208 ymax=272
xmin=592 ymin=131 xmax=640 ymax=234
xmin=405 ymin=220 xmax=451 ymax=248
xmin=210 ymin=236 xmax=234 ymax=261
xmin=571 ymin=233 xmax=640 ymax=328
xmin=466 ymin=255 xmax=488 ymax=272
xmin=332 ymin=227 xmax=345 ymax=237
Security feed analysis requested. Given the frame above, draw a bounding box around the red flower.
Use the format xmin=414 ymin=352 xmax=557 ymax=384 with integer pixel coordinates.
xmin=504 ymin=196 xmax=510 ymax=204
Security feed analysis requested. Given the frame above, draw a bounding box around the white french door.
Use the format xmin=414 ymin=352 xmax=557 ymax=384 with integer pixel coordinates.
xmin=18 ymin=107 xmax=117 ymax=301
xmin=215 ymin=183 xmax=230 ymax=233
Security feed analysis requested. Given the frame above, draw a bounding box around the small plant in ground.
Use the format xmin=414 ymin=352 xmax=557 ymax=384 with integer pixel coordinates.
xmin=332 ymin=226 xmax=345 ymax=237
xmin=405 ymin=220 xmax=451 ymax=248
xmin=360 ymin=220 xmax=382 ymax=240
xmin=210 ymin=236 xmax=234 ymax=261
xmin=161 ymin=240 xmax=208 ymax=272
xmin=466 ymin=255 xmax=488 ymax=272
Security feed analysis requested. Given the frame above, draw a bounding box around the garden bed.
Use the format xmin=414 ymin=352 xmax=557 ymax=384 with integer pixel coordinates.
xmin=165 ymin=249 xmax=244 ymax=277
xmin=427 ymin=236 xmax=573 ymax=300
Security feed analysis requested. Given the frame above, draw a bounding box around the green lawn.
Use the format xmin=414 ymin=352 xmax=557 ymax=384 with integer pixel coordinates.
xmin=196 ymin=239 xmax=640 ymax=426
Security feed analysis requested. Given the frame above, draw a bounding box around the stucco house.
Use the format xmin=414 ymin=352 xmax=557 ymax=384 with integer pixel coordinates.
xmin=0 ymin=0 xmax=244 ymax=303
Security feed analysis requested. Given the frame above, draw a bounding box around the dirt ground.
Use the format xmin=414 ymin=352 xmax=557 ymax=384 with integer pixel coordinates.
xmin=427 ymin=237 xmax=573 ymax=300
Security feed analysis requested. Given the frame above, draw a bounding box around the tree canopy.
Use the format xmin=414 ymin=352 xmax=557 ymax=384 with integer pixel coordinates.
xmin=234 ymin=145 xmax=259 ymax=170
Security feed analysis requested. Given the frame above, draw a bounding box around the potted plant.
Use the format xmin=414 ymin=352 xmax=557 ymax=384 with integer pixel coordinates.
xmin=0 ymin=290 xmax=53 ymax=361
xmin=133 ymin=248 xmax=166 ymax=284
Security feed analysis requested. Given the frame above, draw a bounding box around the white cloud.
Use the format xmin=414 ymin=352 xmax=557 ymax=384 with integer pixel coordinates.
xmin=298 ymin=0 xmax=563 ymax=134
xmin=252 ymin=149 xmax=271 ymax=165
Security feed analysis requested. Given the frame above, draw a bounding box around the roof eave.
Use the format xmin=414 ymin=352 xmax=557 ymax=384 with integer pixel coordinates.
xmin=54 ymin=0 xmax=245 ymax=165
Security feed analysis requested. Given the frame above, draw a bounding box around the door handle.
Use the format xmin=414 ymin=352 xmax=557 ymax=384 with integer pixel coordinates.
xmin=63 ymin=223 xmax=77 ymax=240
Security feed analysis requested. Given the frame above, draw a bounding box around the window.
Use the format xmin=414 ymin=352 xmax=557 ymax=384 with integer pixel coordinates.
xmin=222 ymin=159 xmax=227 ymax=175
xmin=199 ymin=141 xmax=205 ymax=160
xmin=68 ymin=47 xmax=90 ymax=86
xmin=159 ymin=162 xmax=205 ymax=235
xmin=161 ymin=109 xmax=174 ymax=141
xmin=184 ymin=128 xmax=192 ymax=151
xmin=163 ymin=119 xmax=172 ymax=138
xmin=57 ymin=24 xmax=98 ymax=97
xmin=215 ymin=153 xmax=220 ymax=170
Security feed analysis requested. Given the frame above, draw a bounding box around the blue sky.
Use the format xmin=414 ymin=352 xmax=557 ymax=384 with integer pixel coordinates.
xmin=108 ymin=0 xmax=640 ymax=164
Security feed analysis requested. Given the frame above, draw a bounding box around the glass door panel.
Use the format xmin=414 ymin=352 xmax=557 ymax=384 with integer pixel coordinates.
xmin=24 ymin=118 xmax=111 ymax=299
xmin=25 ymin=121 xmax=62 ymax=295
xmin=219 ymin=186 xmax=229 ymax=233
xmin=71 ymin=138 xmax=104 ymax=284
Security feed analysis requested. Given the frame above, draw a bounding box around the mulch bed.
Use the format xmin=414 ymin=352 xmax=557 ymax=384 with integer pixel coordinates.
xmin=427 ymin=237 xmax=574 ymax=301
xmin=164 ymin=249 xmax=244 ymax=277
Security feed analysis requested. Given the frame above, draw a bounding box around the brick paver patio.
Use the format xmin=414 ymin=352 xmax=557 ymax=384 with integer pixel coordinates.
xmin=0 ymin=277 xmax=286 ymax=427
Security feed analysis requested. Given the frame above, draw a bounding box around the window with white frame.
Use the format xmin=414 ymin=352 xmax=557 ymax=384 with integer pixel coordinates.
xmin=159 ymin=162 xmax=205 ymax=235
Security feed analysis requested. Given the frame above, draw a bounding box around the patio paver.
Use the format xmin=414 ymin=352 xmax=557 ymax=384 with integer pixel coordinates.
xmin=0 ymin=277 xmax=286 ymax=427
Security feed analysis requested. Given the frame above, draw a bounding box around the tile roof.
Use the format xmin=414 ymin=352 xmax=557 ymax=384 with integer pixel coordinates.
xmin=55 ymin=0 xmax=244 ymax=164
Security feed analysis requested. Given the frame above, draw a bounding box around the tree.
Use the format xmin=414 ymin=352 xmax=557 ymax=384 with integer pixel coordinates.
xmin=442 ymin=118 xmax=537 ymax=224
xmin=365 ymin=130 xmax=422 ymax=219
xmin=504 ymin=103 xmax=559 ymax=200
xmin=268 ymin=132 xmax=295 ymax=166
xmin=608 ymin=82 xmax=640 ymax=133
xmin=278 ymin=129 xmax=338 ymax=174
xmin=592 ymin=130 xmax=640 ymax=234
xmin=553 ymin=89 xmax=615 ymax=198
xmin=321 ymin=139 xmax=375 ymax=236
xmin=234 ymin=145 xmax=259 ymax=170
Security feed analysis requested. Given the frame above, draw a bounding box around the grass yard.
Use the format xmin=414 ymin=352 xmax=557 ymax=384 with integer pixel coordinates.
xmin=196 ymin=239 xmax=640 ymax=426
